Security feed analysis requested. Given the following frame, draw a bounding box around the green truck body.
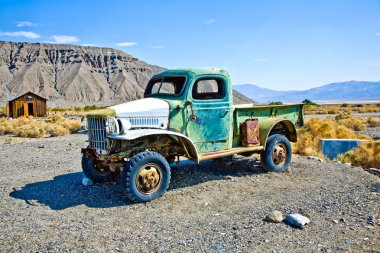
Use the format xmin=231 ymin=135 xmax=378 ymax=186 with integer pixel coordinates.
xmin=81 ymin=68 xmax=304 ymax=202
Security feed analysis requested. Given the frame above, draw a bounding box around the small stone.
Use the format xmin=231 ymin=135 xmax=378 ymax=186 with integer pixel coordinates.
xmin=344 ymin=163 xmax=351 ymax=166
xmin=332 ymin=219 xmax=339 ymax=224
xmin=264 ymin=210 xmax=284 ymax=223
xmin=286 ymin=213 xmax=310 ymax=228
xmin=38 ymin=145 xmax=46 ymax=148
xmin=363 ymin=237 xmax=369 ymax=241
xmin=213 ymin=243 xmax=222 ymax=251
xmin=82 ymin=176 xmax=94 ymax=186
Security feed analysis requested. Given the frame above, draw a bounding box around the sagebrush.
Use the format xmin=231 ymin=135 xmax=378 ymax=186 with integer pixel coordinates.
xmin=0 ymin=115 xmax=80 ymax=138
xmin=339 ymin=141 xmax=380 ymax=169
xmin=293 ymin=116 xmax=371 ymax=156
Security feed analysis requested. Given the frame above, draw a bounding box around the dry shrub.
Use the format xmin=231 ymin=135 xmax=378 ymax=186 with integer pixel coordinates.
xmin=305 ymin=104 xmax=380 ymax=115
xmin=0 ymin=115 xmax=80 ymax=138
xmin=46 ymin=124 xmax=70 ymax=137
xmin=293 ymin=117 xmax=371 ymax=156
xmin=367 ymin=116 xmax=380 ymax=126
xmin=14 ymin=124 xmax=45 ymax=138
xmin=46 ymin=115 xmax=81 ymax=134
xmin=0 ymin=125 xmax=6 ymax=135
xmin=339 ymin=141 xmax=380 ymax=169
xmin=335 ymin=112 xmax=367 ymax=131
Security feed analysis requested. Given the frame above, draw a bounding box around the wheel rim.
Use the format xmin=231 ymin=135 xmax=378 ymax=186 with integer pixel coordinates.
xmin=93 ymin=161 xmax=107 ymax=175
xmin=272 ymin=143 xmax=287 ymax=166
xmin=135 ymin=163 xmax=162 ymax=194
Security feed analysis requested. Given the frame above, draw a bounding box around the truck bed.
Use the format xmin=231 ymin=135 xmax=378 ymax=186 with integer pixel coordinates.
xmin=232 ymin=103 xmax=304 ymax=148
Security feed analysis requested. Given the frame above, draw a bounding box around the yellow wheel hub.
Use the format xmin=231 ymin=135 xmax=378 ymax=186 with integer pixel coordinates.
xmin=136 ymin=164 xmax=161 ymax=194
xmin=272 ymin=144 xmax=287 ymax=166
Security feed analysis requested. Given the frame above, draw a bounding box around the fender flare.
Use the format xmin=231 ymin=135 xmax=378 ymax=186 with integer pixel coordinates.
xmin=259 ymin=119 xmax=297 ymax=148
xmin=108 ymin=129 xmax=199 ymax=162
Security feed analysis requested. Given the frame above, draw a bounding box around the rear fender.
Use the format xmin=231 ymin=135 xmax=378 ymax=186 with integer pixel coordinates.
xmin=259 ymin=119 xmax=297 ymax=148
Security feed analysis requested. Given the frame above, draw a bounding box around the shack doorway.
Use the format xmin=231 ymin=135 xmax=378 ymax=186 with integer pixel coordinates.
xmin=28 ymin=103 xmax=34 ymax=116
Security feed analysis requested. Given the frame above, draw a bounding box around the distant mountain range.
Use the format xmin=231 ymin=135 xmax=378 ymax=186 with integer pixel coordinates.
xmin=0 ymin=41 xmax=253 ymax=107
xmin=234 ymin=81 xmax=380 ymax=103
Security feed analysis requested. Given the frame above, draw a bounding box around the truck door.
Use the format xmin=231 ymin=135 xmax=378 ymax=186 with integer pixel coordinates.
xmin=186 ymin=75 xmax=232 ymax=153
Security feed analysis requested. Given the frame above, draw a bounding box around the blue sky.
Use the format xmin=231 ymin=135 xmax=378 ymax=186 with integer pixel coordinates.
xmin=0 ymin=0 xmax=380 ymax=90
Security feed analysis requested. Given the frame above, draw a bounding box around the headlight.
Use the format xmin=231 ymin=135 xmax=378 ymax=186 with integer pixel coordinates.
xmin=80 ymin=116 xmax=87 ymax=130
xmin=106 ymin=117 xmax=120 ymax=134
xmin=118 ymin=118 xmax=132 ymax=134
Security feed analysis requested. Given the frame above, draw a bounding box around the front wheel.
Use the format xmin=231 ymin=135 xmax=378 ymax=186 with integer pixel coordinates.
xmin=122 ymin=151 xmax=171 ymax=203
xmin=81 ymin=154 xmax=111 ymax=183
xmin=261 ymin=134 xmax=292 ymax=172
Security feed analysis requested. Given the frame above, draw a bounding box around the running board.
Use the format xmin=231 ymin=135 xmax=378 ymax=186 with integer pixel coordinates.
xmin=199 ymin=146 xmax=264 ymax=161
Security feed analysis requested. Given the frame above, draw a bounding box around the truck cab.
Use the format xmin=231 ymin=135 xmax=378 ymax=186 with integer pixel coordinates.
xmin=82 ymin=68 xmax=304 ymax=202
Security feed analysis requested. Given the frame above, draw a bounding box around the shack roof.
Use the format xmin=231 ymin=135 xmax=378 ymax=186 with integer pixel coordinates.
xmin=7 ymin=91 xmax=48 ymax=102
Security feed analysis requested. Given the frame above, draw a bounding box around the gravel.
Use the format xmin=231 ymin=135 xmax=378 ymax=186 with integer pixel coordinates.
xmin=0 ymin=134 xmax=379 ymax=252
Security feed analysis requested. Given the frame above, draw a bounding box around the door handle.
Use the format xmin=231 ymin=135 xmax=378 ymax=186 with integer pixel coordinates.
xmin=220 ymin=110 xmax=230 ymax=118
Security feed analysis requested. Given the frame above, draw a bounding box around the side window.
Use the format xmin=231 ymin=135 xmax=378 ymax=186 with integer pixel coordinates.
xmin=192 ymin=79 xmax=225 ymax=100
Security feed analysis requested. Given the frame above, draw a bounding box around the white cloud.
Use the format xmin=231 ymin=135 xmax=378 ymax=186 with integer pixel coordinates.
xmin=206 ymin=18 xmax=216 ymax=25
xmin=51 ymin=35 xmax=79 ymax=43
xmin=150 ymin=45 xmax=164 ymax=49
xmin=0 ymin=31 xmax=40 ymax=39
xmin=116 ymin=42 xmax=138 ymax=47
xmin=375 ymin=32 xmax=380 ymax=36
xmin=370 ymin=63 xmax=380 ymax=67
xmin=16 ymin=21 xmax=35 ymax=27
xmin=252 ymin=58 xmax=268 ymax=62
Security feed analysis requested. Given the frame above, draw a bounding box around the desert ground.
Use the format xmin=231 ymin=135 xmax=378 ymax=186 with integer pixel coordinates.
xmin=0 ymin=134 xmax=379 ymax=253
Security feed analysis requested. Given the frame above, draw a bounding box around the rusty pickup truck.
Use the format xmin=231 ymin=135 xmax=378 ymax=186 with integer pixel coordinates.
xmin=81 ymin=68 xmax=304 ymax=202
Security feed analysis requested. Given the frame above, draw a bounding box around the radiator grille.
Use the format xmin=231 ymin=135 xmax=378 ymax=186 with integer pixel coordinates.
xmin=128 ymin=117 xmax=161 ymax=128
xmin=87 ymin=117 xmax=107 ymax=150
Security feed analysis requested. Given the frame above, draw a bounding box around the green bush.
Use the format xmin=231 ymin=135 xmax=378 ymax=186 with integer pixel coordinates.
xmin=302 ymin=99 xmax=318 ymax=105
xmin=269 ymin=101 xmax=283 ymax=105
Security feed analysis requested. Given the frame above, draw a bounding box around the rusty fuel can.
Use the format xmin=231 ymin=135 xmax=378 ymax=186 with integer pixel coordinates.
xmin=241 ymin=118 xmax=260 ymax=146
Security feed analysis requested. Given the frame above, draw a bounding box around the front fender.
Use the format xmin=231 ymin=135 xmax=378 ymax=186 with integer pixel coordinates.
xmin=108 ymin=129 xmax=199 ymax=162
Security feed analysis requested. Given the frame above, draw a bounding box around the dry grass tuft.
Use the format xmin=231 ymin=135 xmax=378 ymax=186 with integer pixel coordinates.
xmin=305 ymin=104 xmax=380 ymax=115
xmin=367 ymin=116 xmax=380 ymax=126
xmin=14 ymin=124 xmax=46 ymax=138
xmin=338 ymin=141 xmax=380 ymax=169
xmin=0 ymin=115 xmax=80 ymax=138
xmin=293 ymin=117 xmax=371 ymax=156
xmin=46 ymin=124 xmax=70 ymax=137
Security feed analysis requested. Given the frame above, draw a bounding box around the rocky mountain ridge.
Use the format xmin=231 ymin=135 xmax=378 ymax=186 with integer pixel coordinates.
xmin=0 ymin=41 xmax=253 ymax=107
xmin=234 ymin=81 xmax=380 ymax=103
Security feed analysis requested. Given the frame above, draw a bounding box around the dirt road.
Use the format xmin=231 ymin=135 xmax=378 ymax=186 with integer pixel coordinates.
xmin=0 ymin=134 xmax=379 ymax=252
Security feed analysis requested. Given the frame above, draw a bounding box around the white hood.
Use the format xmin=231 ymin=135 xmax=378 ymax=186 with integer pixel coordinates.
xmin=110 ymin=98 xmax=169 ymax=118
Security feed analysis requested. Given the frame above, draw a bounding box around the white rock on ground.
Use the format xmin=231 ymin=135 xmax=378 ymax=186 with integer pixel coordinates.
xmin=82 ymin=176 xmax=94 ymax=186
xmin=307 ymin=156 xmax=324 ymax=162
xmin=286 ymin=213 xmax=310 ymax=228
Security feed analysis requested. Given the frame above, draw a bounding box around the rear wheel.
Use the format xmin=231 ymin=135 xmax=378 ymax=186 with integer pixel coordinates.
xmin=261 ymin=134 xmax=292 ymax=172
xmin=122 ymin=151 xmax=171 ymax=202
xmin=81 ymin=154 xmax=111 ymax=183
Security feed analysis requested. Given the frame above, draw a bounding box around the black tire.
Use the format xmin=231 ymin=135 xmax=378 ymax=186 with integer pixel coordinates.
xmin=81 ymin=154 xmax=111 ymax=183
xmin=122 ymin=151 xmax=171 ymax=203
xmin=261 ymin=134 xmax=292 ymax=172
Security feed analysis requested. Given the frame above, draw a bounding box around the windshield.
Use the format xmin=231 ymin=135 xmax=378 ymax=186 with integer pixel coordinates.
xmin=144 ymin=76 xmax=186 ymax=97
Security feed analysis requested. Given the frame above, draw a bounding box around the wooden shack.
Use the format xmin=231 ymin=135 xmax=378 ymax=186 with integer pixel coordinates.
xmin=6 ymin=92 xmax=47 ymax=118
